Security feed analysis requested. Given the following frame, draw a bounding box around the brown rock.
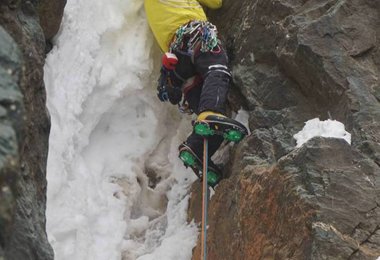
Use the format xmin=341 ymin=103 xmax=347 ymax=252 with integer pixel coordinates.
xmin=0 ymin=0 xmax=59 ymax=258
xmin=38 ymin=0 xmax=67 ymax=40
xmin=189 ymin=0 xmax=380 ymax=259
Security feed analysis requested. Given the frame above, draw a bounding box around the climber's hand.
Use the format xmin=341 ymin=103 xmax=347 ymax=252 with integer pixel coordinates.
xmin=167 ymin=86 xmax=182 ymax=105
xmin=157 ymin=85 xmax=169 ymax=102
xmin=157 ymin=68 xmax=170 ymax=102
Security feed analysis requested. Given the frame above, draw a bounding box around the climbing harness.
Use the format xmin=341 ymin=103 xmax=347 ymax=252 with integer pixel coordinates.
xmin=170 ymin=21 xmax=220 ymax=55
xmin=201 ymin=137 xmax=209 ymax=260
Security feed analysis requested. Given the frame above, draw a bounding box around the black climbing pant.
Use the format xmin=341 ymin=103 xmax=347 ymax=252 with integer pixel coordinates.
xmin=172 ymin=46 xmax=231 ymax=115
xmin=171 ymin=46 xmax=230 ymax=161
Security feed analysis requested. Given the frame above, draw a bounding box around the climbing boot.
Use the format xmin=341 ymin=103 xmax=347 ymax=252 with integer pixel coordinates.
xmin=194 ymin=111 xmax=248 ymax=143
xmin=178 ymin=143 xmax=221 ymax=188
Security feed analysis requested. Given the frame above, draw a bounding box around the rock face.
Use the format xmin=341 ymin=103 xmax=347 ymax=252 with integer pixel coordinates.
xmin=38 ymin=0 xmax=67 ymax=41
xmin=0 ymin=25 xmax=23 ymax=260
xmin=0 ymin=0 xmax=65 ymax=259
xmin=190 ymin=0 xmax=380 ymax=259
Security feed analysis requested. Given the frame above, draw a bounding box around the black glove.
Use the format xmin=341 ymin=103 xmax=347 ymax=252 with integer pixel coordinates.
xmin=167 ymin=86 xmax=182 ymax=105
xmin=157 ymin=86 xmax=169 ymax=102
xmin=157 ymin=68 xmax=170 ymax=102
xmin=157 ymin=67 xmax=183 ymax=103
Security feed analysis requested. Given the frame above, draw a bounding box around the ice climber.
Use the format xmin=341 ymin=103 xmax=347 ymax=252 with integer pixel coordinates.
xmin=144 ymin=0 xmax=247 ymax=188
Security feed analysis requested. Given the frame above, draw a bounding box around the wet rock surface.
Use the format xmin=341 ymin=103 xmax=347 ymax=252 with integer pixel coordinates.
xmin=0 ymin=0 xmax=65 ymax=259
xmin=0 ymin=26 xmax=22 ymax=260
xmin=191 ymin=0 xmax=380 ymax=259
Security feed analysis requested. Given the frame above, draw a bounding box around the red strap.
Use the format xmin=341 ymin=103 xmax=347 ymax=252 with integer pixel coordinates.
xmin=183 ymin=75 xmax=203 ymax=96
xmin=162 ymin=52 xmax=178 ymax=70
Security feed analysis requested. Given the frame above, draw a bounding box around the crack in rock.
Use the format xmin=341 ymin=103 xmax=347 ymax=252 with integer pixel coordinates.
xmin=313 ymin=222 xmax=380 ymax=257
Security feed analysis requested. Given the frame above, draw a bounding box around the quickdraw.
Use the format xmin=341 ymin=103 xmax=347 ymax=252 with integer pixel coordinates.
xmin=170 ymin=21 xmax=220 ymax=54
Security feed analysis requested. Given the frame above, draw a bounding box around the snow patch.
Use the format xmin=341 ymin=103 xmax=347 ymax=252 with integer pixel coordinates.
xmin=294 ymin=118 xmax=351 ymax=147
xmin=235 ymin=108 xmax=250 ymax=135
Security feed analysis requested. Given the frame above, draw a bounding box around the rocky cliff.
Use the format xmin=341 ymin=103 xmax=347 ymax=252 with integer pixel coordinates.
xmin=0 ymin=0 xmax=65 ymax=259
xmin=190 ymin=0 xmax=380 ymax=259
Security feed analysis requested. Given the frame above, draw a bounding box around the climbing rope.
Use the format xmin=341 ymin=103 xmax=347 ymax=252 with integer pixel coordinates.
xmin=201 ymin=137 xmax=209 ymax=260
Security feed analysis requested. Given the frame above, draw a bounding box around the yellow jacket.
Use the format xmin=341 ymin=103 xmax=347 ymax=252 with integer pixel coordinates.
xmin=144 ymin=0 xmax=222 ymax=52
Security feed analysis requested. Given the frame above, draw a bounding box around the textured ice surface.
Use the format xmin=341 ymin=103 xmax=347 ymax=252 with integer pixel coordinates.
xmin=45 ymin=0 xmax=197 ymax=259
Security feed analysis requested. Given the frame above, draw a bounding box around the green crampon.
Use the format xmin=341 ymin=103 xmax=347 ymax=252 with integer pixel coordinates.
xmin=207 ymin=171 xmax=220 ymax=187
xmin=194 ymin=123 xmax=214 ymax=137
xmin=179 ymin=150 xmax=196 ymax=167
xmin=224 ymin=129 xmax=244 ymax=143
xmin=179 ymin=150 xmax=220 ymax=187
